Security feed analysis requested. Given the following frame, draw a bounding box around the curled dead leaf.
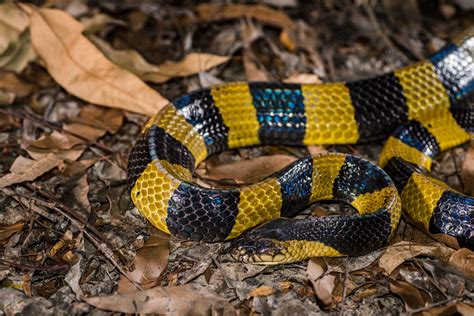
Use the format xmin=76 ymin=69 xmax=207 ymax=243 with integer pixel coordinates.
xmin=448 ymin=248 xmax=474 ymax=278
xmin=307 ymin=258 xmax=336 ymax=306
xmin=20 ymin=4 xmax=168 ymax=116
xmin=117 ymin=229 xmax=170 ymax=294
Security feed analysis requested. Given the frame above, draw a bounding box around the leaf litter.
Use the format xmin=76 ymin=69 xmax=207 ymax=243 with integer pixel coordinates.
xmin=0 ymin=1 xmax=473 ymax=315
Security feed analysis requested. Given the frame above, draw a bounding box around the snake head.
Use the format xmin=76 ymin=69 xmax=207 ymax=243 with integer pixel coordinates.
xmin=230 ymin=219 xmax=294 ymax=264
xmin=231 ymin=238 xmax=289 ymax=264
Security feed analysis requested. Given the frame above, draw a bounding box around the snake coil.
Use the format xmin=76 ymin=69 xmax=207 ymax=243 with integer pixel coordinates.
xmin=128 ymin=29 xmax=473 ymax=264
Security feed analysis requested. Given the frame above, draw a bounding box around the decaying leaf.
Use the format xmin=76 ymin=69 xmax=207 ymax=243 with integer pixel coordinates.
xmin=378 ymin=241 xmax=455 ymax=275
xmin=20 ymin=4 xmax=168 ymax=116
xmin=117 ymin=229 xmax=170 ymax=294
xmin=0 ymin=154 xmax=62 ymax=189
xmin=197 ymin=3 xmax=295 ymax=30
xmin=84 ymin=284 xmax=236 ymax=314
xmin=91 ymin=36 xmax=229 ymax=84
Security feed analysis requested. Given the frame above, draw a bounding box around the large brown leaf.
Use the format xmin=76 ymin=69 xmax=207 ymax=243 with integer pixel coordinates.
xmin=84 ymin=284 xmax=236 ymax=315
xmin=20 ymin=4 xmax=168 ymax=116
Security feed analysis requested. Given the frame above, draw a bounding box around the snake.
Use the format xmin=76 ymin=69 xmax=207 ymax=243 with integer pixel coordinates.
xmin=127 ymin=29 xmax=473 ymax=264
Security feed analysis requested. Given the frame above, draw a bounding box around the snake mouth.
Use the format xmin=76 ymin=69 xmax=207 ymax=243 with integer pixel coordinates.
xmin=230 ymin=239 xmax=289 ymax=264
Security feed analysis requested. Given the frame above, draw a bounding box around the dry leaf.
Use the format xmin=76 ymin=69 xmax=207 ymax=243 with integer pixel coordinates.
xmin=69 ymin=104 xmax=124 ymax=134
xmin=0 ymin=154 xmax=62 ymax=189
xmin=62 ymin=158 xmax=100 ymax=177
xmin=390 ymin=279 xmax=426 ymax=310
xmin=0 ymin=223 xmax=24 ymax=244
xmin=84 ymin=284 xmax=236 ymax=315
xmin=117 ymin=229 xmax=170 ymax=294
xmin=91 ymin=36 xmax=229 ymax=84
xmin=284 ymin=73 xmax=322 ymax=84
xmin=448 ymin=248 xmax=474 ymax=278
xmin=352 ymin=287 xmax=378 ymax=302
xmin=460 ymin=141 xmax=474 ymax=195
xmin=202 ymin=154 xmax=297 ymax=184
xmin=63 ymin=123 xmax=106 ymax=141
xmin=26 ymin=131 xmax=86 ymax=161
xmin=0 ymin=72 xmax=35 ymax=98
xmin=279 ymin=29 xmax=296 ymax=52
xmin=307 ymin=258 xmax=336 ymax=306
xmin=0 ymin=3 xmax=29 ymax=53
xmin=249 ymin=285 xmax=276 ymax=297
xmin=29 ymin=130 xmax=84 ymax=150
xmin=421 ymin=302 xmax=474 ymax=316
xmin=81 ymin=13 xmax=127 ymax=33
xmin=307 ymin=146 xmax=328 ymax=156
xmin=378 ymin=241 xmax=455 ymax=275
xmin=20 ymin=4 xmax=168 ymax=116
xmin=326 ymin=250 xmax=384 ymax=273
xmin=197 ymin=3 xmax=295 ymax=30
xmin=0 ymin=30 xmax=36 ymax=73
xmin=0 ymin=3 xmax=36 ymax=72
xmin=144 ymin=53 xmax=229 ymax=84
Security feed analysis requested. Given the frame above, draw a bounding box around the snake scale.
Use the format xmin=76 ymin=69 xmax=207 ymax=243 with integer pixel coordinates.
xmin=127 ymin=29 xmax=473 ymax=264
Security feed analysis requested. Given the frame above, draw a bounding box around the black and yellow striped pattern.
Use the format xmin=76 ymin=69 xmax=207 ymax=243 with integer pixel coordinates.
xmin=127 ymin=29 xmax=473 ymax=263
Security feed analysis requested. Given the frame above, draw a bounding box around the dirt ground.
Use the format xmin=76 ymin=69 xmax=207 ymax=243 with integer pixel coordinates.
xmin=0 ymin=0 xmax=473 ymax=315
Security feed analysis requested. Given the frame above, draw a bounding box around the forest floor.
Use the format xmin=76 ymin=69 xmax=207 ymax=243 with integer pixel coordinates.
xmin=0 ymin=0 xmax=473 ymax=315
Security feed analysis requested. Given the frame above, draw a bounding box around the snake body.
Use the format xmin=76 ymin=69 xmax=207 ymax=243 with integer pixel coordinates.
xmin=127 ymin=30 xmax=473 ymax=264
